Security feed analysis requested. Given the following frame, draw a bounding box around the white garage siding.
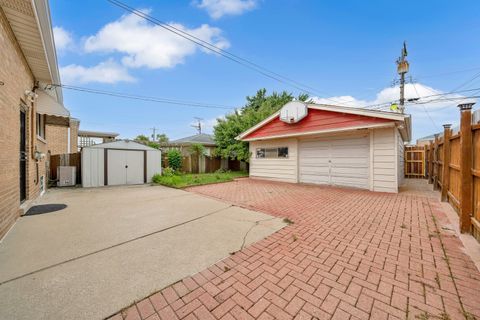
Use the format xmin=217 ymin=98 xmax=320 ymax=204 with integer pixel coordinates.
xmin=249 ymin=138 xmax=298 ymax=183
xmin=82 ymin=148 xmax=104 ymax=188
xmin=299 ymin=133 xmax=370 ymax=189
xmin=396 ymin=128 xmax=405 ymax=187
xmin=147 ymin=150 xmax=162 ymax=181
xmin=371 ymin=127 xmax=398 ymax=193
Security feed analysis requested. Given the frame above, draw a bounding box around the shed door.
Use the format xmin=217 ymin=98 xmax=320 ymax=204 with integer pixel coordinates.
xmin=299 ymin=134 xmax=370 ymax=189
xmin=126 ymin=151 xmax=144 ymax=184
xmin=107 ymin=150 xmax=144 ymax=186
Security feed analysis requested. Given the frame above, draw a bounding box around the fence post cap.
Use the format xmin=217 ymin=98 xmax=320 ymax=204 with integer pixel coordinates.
xmin=458 ymin=103 xmax=475 ymax=111
xmin=443 ymin=124 xmax=452 ymax=129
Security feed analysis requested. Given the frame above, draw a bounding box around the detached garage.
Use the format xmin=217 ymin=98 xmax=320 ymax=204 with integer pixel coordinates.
xmin=82 ymin=140 xmax=162 ymax=188
xmin=237 ymin=102 xmax=411 ymax=193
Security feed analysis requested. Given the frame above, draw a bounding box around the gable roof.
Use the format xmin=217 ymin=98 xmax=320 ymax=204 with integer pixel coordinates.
xmin=168 ymin=133 xmax=216 ymax=146
xmin=85 ymin=140 xmax=159 ymax=151
xmin=237 ymin=103 xmax=411 ymax=142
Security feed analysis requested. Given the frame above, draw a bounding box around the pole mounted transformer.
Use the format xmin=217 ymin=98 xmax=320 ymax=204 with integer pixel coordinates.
xmin=396 ymin=41 xmax=409 ymax=114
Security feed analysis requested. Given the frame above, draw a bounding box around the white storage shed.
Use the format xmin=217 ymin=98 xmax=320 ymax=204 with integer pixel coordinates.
xmin=82 ymin=140 xmax=162 ymax=188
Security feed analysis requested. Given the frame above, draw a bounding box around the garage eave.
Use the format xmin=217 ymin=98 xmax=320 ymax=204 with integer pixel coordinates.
xmin=241 ymin=122 xmax=396 ymax=142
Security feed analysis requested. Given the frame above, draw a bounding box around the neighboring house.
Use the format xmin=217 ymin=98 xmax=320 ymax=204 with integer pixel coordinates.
xmin=161 ymin=133 xmax=224 ymax=173
xmin=237 ymin=102 xmax=411 ymax=193
xmin=416 ymin=134 xmax=436 ymax=146
xmin=0 ymin=0 xmax=75 ymax=238
xmin=78 ymin=130 xmax=119 ymax=150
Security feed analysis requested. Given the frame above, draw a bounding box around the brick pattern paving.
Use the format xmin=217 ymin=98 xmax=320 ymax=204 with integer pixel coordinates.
xmin=109 ymin=179 xmax=480 ymax=320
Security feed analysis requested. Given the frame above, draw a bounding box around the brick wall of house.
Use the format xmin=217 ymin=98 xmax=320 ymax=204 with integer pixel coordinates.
xmin=0 ymin=6 xmax=37 ymax=239
xmin=46 ymin=123 xmax=69 ymax=155
xmin=69 ymin=118 xmax=80 ymax=153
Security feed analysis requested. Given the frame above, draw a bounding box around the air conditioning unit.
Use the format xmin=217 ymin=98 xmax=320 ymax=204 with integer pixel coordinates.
xmin=57 ymin=166 xmax=76 ymax=187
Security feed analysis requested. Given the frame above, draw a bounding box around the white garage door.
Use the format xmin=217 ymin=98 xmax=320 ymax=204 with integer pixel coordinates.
xmin=299 ymin=134 xmax=370 ymax=189
xmin=107 ymin=150 xmax=144 ymax=186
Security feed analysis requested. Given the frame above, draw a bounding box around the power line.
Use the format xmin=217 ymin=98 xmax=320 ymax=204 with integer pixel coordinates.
xmin=106 ymin=0 xmax=350 ymax=105
xmin=412 ymin=82 xmax=439 ymax=130
xmin=413 ymin=66 xmax=480 ymax=80
xmin=50 ymin=84 xmax=235 ymax=110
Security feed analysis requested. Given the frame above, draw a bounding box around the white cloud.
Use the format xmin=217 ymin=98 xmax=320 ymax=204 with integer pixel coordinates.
xmin=60 ymin=59 xmax=135 ymax=84
xmin=194 ymin=0 xmax=258 ymax=19
xmin=311 ymin=83 xmax=478 ymax=141
xmin=84 ymin=10 xmax=230 ymax=69
xmin=53 ymin=26 xmax=73 ymax=51
xmin=195 ymin=0 xmax=258 ymax=19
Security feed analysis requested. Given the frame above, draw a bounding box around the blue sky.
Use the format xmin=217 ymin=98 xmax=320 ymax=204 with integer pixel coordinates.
xmin=50 ymin=0 xmax=480 ymax=141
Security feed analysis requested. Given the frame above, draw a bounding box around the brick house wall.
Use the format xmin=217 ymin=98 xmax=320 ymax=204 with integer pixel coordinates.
xmin=46 ymin=116 xmax=69 ymax=155
xmin=69 ymin=118 xmax=80 ymax=153
xmin=0 ymin=7 xmax=47 ymax=239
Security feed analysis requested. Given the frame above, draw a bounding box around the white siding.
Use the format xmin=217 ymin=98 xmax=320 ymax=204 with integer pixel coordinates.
xmin=82 ymin=148 xmax=104 ymax=188
xmin=147 ymin=150 xmax=162 ymax=182
xmin=372 ymin=127 xmax=397 ymax=193
xmin=249 ymin=138 xmax=298 ymax=183
xmin=396 ymin=129 xmax=405 ymax=187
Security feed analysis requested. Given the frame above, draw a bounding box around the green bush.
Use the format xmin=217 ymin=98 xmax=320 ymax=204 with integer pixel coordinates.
xmin=162 ymin=167 xmax=176 ymax=177
xmin=152 ymin=173 xmax=162 ymax=184
xmin=167 ymin=149 xmax=182 ymax=172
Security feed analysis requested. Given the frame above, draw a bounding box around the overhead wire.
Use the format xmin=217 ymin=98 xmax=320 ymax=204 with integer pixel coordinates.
xmin=51 ymin=84 xmax=236 ymax=110
xmin=106 ymin=0 xmax=353 ymax=106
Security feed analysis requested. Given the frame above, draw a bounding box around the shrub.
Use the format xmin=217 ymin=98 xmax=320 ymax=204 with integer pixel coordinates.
xmin=215 ymin=168 xmax=230 ymax=174
xmin=167 ymin=149 xmax=182 ymax=171
xmin=162 ymin=167 xmax=176 ymax=177
xmin=152 ymin=173 xmax=162 ymax=184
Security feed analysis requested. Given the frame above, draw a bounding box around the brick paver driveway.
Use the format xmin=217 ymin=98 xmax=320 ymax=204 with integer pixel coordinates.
xmin=111 ymin=179 xmax=480 ymax=320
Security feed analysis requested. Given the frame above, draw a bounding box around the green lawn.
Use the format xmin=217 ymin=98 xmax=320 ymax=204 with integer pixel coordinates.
xmin=152 ymin=171 xmax=248 ymax=188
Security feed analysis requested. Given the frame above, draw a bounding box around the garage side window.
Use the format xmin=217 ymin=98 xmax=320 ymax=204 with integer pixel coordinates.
xmin=256 ymin=147 xmax=288 ymax=158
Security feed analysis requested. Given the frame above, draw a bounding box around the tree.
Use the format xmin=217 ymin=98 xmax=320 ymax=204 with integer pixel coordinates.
xmin=134 ymin=134 xmax=150 ymax=144
xmin=156 ymin=133 xmax=169 ymax=144
xmin=213 ymin=89 xmax=309 ymax=162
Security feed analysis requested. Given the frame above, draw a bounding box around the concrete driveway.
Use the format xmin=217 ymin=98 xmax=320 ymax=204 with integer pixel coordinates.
xmin=109 ymin=179 xmax=480 ymax=320
xmin=0 ymin=185 xmax=285 ymax=320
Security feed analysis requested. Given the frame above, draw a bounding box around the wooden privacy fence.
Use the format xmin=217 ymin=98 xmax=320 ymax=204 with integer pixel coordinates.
xmin=404 ymin=146 xmax=426 ymax=178
xmin=424 ymin=103 xmax=480 ymax=241
xmin=49 ymin=152 xmax=81 ymax=185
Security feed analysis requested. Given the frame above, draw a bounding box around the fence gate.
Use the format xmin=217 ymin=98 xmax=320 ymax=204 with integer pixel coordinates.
xmin=404 ymin=146 xmax=426 ymax=178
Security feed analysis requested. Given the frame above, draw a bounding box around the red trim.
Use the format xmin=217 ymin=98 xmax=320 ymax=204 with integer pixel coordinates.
xmin=243 ymin=109 xmax=394 ymax=140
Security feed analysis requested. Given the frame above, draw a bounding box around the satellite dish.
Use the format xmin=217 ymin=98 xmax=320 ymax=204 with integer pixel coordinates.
xmin=279 ymin=101 xmax=308 ymax=124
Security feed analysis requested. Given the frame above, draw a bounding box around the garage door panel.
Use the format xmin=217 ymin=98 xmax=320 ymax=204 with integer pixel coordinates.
xmin=299 ymin=135 xmax=369 ymax=189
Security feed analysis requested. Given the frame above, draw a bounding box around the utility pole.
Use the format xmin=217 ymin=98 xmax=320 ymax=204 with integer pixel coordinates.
xmin=150 ymin=127 xmax=158 ymax=141
xmin=191 ymin=117 xmax=203 ymax=134
xmin=396 ymin=41 xmax=409 ymax=114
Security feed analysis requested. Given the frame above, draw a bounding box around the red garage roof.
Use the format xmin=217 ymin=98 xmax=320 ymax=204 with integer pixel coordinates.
xmin=237 ymin=104 xmax=411 ymax=141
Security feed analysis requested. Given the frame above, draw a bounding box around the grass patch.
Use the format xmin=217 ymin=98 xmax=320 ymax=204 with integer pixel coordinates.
xmin=152 ymin=171 xmax=248 ymax=188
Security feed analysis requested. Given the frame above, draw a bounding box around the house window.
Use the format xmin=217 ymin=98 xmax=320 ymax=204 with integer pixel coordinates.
xmin=256 ymin=147 xmax=289 ymax=158
xmin=36 ymin=113 xmax=45 ymax=139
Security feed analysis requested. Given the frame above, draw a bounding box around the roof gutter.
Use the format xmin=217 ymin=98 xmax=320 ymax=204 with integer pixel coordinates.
xmin=31 ymin=0 xmax=63 ymax=103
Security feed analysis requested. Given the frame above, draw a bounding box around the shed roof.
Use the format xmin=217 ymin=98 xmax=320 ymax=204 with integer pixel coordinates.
xmin=84 ymin=140 xmax=159 ymax=151
xmin=168 ymin=133 xmax=216 ymax=146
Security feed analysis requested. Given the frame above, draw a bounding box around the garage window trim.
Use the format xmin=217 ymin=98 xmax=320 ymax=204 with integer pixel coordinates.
xmin=256 ymin=147 xmax=289 ymax=159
